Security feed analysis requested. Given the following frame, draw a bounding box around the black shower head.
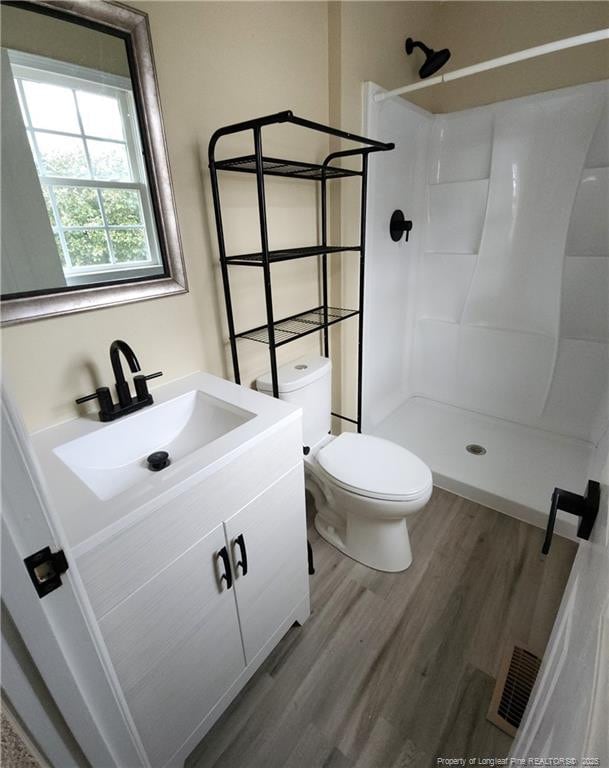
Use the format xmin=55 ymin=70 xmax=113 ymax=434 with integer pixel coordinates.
xmin=405 ymin=37 xmax=451 ymax=79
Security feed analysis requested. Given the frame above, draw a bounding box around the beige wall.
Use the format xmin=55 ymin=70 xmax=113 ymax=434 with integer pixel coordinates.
xmin=411 ymin=2 xmax=609 ymax=113
xmin=329 ymin=2 xmax=439 ymax=427
xmin=2 ymin=1 xmax=608 ymax=432
xmin=1 ymin=1 xmax=329 ymax=431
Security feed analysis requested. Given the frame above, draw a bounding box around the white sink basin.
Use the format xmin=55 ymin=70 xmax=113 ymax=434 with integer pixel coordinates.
xmin=31 ymin=371 xmax=300 ymax=552
xmin=54 ymin=390 xmax=255 ymax=501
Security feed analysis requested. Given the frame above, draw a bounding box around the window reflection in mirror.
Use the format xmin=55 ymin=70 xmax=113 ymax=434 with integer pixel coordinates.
xmin=1 ymin=4 xmax=166 ymax=298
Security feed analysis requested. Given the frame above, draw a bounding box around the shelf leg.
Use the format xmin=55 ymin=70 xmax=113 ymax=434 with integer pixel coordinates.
xmin=209 ymin=160 xmax=240 ymax=383
xmin=357 ymin=154 xmax=369 ymax=434
xmin=321 ymin=176 xmax=329 ymax=358
xmin=253 ymin=127 xmax=279 ymax=398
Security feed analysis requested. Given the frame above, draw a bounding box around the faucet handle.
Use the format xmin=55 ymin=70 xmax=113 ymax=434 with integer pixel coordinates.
xmin=134 ymin=371 xmax=163 ymax=402
xmin=75 ymin=392 xmax=98 ymax=405
xmin=75 ymin=387 xmax=114 ymax=416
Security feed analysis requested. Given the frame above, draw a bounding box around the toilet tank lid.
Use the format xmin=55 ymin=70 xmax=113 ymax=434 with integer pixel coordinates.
xmin=256 ymin=355 xmax=331 ymax=394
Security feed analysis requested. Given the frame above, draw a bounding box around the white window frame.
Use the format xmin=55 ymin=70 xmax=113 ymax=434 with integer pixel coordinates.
xmin=6 ymin=49 xmax=163 ymax=285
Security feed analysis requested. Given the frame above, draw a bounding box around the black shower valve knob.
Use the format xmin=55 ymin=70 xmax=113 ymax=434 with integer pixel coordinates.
xmin=390 ymin=210 xmax=413 ymax=242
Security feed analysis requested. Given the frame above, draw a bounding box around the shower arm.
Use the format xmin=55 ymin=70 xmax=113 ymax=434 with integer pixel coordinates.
xmin=407 ymin=39 xmax=433 ymax=57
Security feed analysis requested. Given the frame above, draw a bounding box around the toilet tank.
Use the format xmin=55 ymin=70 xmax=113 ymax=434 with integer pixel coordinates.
xmin=256 ymin=355 xmax=331 ymax=448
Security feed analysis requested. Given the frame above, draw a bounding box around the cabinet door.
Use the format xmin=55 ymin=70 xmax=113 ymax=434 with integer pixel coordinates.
xmin=99 ymin=523 xmax=245 ymax=768
xmin=224 ymin=465 xmax=309 ymax=665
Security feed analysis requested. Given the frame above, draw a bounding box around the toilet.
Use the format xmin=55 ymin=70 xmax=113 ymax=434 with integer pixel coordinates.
xmin=257 ymin=355 xmax=433 ymax=572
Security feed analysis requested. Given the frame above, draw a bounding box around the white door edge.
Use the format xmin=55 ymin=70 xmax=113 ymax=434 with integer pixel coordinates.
xmin=1 ymin=385 xmax=147 ymax=767
xmin=511 ymin=442 xmax=609 ymax=760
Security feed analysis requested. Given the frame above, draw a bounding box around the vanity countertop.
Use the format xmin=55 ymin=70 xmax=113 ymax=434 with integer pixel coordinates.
xmin=31 ymin=372 xmax=301 ymax=556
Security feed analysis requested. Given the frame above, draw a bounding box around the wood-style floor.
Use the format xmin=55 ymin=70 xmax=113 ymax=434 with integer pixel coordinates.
xmin=187 ymin=488 xmax=576 ymax=768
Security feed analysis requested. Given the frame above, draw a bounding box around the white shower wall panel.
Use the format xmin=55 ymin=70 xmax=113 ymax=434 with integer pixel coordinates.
xmin=417 ymin=253 xmax=477 ymax=323
xmin=411 ymin=320 xmax=557 ymax=425
xmin=362 ymin=84 xmax=431 ymax=430
xmin=412 ymin=81 xmax=608 ymax=443
xmin=365 ymin=81 xmax=607 ymax=445
xmin=428 ymin=110 xmax=493 ymax=184
xmin=426 ymin=179 xmax=488 ymax=253
xmin=585 ymin=98 xmax=609 ymax=168
xmin=461 ymin=89 xmax=602 ymax=338
xmin=561 ymin=257 xmax=609 ymax=342
xmin=410 ymin=319 xmax=459 ymax=404
xmin=565 ymin=167 xmax=609 ymax=257
xmin=457 ymin=326 xmax=556 ymax=423
xmin=541 ymin=339 xmax=609 ymax=443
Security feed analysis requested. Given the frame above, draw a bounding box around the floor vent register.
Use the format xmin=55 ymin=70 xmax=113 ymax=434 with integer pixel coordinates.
xmin=487 ymin=643 xmax=542 ymax=737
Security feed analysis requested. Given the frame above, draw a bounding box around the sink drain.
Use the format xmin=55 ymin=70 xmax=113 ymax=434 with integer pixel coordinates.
xmin=147 ymin=450 xmax=171 ymax=471
xmin=466 ymin=443 xmax=487 ymax=456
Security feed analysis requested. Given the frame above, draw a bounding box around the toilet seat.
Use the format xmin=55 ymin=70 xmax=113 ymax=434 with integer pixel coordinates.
xmin=317 ymin=433 xmax=432 ymax=503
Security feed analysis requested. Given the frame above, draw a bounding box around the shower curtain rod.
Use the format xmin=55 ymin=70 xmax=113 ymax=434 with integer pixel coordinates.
xmin=374 ymin=28 xmax=609 ymax=102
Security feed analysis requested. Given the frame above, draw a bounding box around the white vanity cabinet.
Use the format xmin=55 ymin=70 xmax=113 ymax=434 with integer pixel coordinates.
xmin=75 ymin=419 xmax=309 ymax=768
xmin=31 ymin=372 xmax=310 ymax=768
xmin=98 ymin=523 xmax=246 ymax=768
xmin=225 ymin=464 xmax=308 ymax=665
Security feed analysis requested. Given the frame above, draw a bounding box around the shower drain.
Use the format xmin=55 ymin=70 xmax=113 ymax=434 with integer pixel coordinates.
xmin=466 ymin=443 xmax=487 ymax=455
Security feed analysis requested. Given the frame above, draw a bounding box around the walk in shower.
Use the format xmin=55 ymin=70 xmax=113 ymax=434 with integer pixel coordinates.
xmin=362 ymin=79 xmax=609 ymax=536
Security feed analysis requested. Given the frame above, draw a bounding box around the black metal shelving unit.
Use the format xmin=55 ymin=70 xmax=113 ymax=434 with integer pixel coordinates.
xmin=208 ymin=110 xmax=394 ymax=432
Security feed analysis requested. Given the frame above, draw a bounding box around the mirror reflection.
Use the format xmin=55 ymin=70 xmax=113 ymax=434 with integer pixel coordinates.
xmin=1 ymin=4 xmax=165 ymax=297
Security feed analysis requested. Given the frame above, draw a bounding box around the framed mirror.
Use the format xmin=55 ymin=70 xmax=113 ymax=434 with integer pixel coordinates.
xmin=0 ymin=0 xmax=187 ymax=325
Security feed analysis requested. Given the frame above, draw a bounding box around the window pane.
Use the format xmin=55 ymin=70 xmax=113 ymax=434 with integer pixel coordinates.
xmin=109 ymin=228 xmax=149 ymax=262
xmin=65 ymin=230 xmax=110 ymax=267
xmin=76 ymin=91 xmax=124 ymax=141
xmin=87 ymin=140 xmax=131 ymax=181
xmin=54 ymin=187 xmax=103 ymax=227
xmin=101 ymin=189 xmax=143 ymax=226
xmin=22 ymin=80 xmax=80 ymax=133
xmin=36 ymin=133 xmax=89 ymax=178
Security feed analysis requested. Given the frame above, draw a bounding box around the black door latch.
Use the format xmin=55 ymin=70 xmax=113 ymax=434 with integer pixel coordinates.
xmin=24 ymin=546 xmax=69 ymax=598
xmin=542 ymin=480 xmax=600 ymax=555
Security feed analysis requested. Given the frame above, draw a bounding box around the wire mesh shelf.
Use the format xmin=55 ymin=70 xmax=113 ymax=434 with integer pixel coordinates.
xmin=209 ymin=110 xmax=395 ymax=429
xmin=237 ymin=306 xmax=359 ymax=346
xmin=214 ymin=155 xmax=361 ymax=180
xmin=226 ymin=244 xmax=360 ymax=266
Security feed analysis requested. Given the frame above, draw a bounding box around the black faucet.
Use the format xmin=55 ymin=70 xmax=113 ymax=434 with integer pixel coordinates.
xmin=75 ymin=340 xmax=163 ymax=421
xmin=111 ymin=340 xmax=141 ymax=408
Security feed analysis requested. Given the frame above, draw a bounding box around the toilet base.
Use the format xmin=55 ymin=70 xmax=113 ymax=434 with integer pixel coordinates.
xmin=314 ymin=512 xmax=413 ymax=573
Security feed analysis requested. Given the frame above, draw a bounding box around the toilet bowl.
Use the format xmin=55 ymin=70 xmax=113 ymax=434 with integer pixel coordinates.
xmin=256 ymin=355 xmax=432 ymax=572
xmin=305 ymin=433 xmax=432 ymax=571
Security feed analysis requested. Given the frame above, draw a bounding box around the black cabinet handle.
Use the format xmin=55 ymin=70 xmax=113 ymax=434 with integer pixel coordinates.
xmin=307 ymin=540 xmax=315 ymax=575
xmin=234 ymin=534 xmax=248 ymax=576
xmin=217 ymin=546 xmax=233 ymax=589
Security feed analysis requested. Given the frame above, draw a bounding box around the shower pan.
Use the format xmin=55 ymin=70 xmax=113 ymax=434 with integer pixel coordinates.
xmin=362 ymin=79 xmax=609 ymax=537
